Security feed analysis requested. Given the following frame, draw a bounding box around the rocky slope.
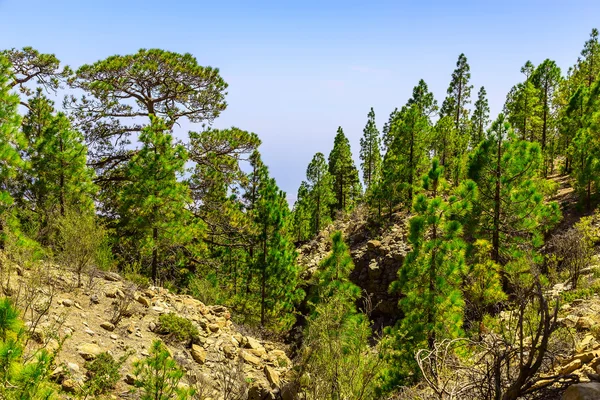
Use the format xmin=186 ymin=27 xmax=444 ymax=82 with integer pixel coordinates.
xmin=297 ymin=207 xmax=409 ymax=329
xmin=11 ymin=263 xmax=293 ymax=399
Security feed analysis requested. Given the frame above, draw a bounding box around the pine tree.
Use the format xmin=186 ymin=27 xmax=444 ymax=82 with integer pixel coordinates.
xmin=0 ymin=55 xmax=26 ymax=250
xmin=328 ymin=127 xmax=360 ymax=213
xmin=531 ymin=59 xmax=561 ymax=175
xmin=467 ymin=114 xmax=560 ymax=265
xmin=359 ymin=108 xmax=382 ymax=190
xmin=383 ymin=159 xmax=476 ymax=387
xmin=470 ymin=86 xmax=490 ymax=146
xmin=119 ymin=116 xmax=194 ymax=283
xmin=19 ymin=92 xmax=96 ymax=243
xmin=575 ymin=28 xmax=600 ymax=88
xmin=504 ymin=71 xmax=543 ymax=142
xmin=291 ymin=181 xmax=312 ymax=243
xmin=441 ymin=53 xmax=473 ymax=133
xmin=306 ymin=153 xmax=334 ymax=236
xmin=254 ymin=176 xmax=303 ymax=328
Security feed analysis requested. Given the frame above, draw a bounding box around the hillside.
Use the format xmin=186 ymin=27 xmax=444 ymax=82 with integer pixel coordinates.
xmin=6 ymin=260 xmax=293 ymax=400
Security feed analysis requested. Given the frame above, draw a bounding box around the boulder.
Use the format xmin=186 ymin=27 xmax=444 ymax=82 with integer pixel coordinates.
xmin=77 ymin=343 xmax=102 ymax=361
xmin=264 ymin=365 xmax=280 ymax=387
xmin=100 ymin=321 xmax=115 ymax=332
xmin=241 ymin=350 xmax=262 ymax=366
xmin=136 ymin=295 xmax=151 ymax=307
xmin=560 ymin=359 xmax=583 ymax=375
xmin=367 ymin=240 xmax=381 ymax=250
xmin=576 ymin=317 xmax=595 ymax=331
xmin=563 ymin=382 xmax=600 ymax=400
xmin=191 ymin=344 xmax=206 ymax=364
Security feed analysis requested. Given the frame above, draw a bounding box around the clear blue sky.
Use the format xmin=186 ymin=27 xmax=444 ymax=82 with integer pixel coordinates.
xmin=1 ymin=0 xmax=598 ymax=201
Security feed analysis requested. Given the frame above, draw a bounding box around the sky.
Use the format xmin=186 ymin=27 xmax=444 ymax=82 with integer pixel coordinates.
xmin=1 ymin=0 xmax=599 ymax=202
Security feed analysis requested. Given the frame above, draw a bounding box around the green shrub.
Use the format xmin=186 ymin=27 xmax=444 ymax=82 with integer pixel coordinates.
xmin=188 ymin=273 xmax=225 ymax=306
xmin=123 ymin=262 xmax=151 ymax=289
xmin=560 ymin=281 xmax=600 ymax=303
xmin=82 ymin=352 xmax=129 ymax=398
xmin=157 ymin=313 xmax=199 ymax=342
xmin=133 ymin=340 xmax=194 ymax=400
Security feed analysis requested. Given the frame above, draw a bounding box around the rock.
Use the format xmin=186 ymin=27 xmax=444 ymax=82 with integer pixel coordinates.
xmin=148 ymin=322 xmax=156 ymax=331
xmin=269 ymin=349 xmax=290 ymax=367
xmin=264 ymin=365 xmax=280 ymax=387
xmin=577 ymin=317 xmax=595 ymax=331
xmin=62 ymin=299 xmax=74 ymax=307
xmin=90 ymin=294 xmax=100 ymax=304
xmin=61 ymin=379 xmax=77 ymax=393
xmin=110 ymin=334 xmax=118 ymax=340
xmin=245 ymin=336 xmax=262 ymax=350
xmin=191 ymin=344 xmax=206 ymax=364
xmin=100 ymin=322 xmax=115 ymax=332
xmin=152 ymin=306 xmax=165 ymax=313
xmin=367 ymin=240 xmax=381 ymax=250
xmin=562 ymin=382 xmax=600 ymax=400
xmin=67 ymin=362 xmax=80 ymax=374
xmin=562 ymin=315 xmax=580 ymax=329
xmin=223 ymin=344 xmax=237 ymax=359
xmin=249 ymin=347 xmax=267 ymax=358
xmin=127 ymin=323 xmax=135 ymax=334
xmin=241 ymin=350 xmax=262 ymax=366
xmin=136 ymin=295 xmax=151 ymax=307
xmin=573 ymin=352 xmax=597 ymax=364
xmin=560 ymin=359 xmax=583 ymax=375
xmin=77 ymin=343 xmax=102 ymax=361
xmin=105 ymin=288 xmax=118 ymax=298
xmin=208 ymin=323 xmax=219 ymax=333
xmin=104 ymin=272 xmax=120 ymax=282
xmin=84 ymin=328 xmax=95 ymax=336
xmin=579 ymin=335 xmax=597 ymax=352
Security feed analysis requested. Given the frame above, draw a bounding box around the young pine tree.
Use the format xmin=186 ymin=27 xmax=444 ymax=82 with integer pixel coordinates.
xmin=440 ymin=53 xmax=473 ymax=133
xmin=359 ymin=108 xmax=382 ymax=190
xmin=302 ymin=231 xmax=380 ymax=400
xmin=119 ymin=116 xmax=195 ymax=283
xmin=470 ymin=86 xmax=490 ymax=146
xmin=0 ymin=55 xmax=27 ymax=250
xmin=254 ymin=176 xmax=303 ymax=328
xmin=306 ymin=152 xmax=335 ymax=236
xmin=382 ymin=159 xmax=476 ymax=388
xmin=467 ymin=114 xmax=560 ymax=265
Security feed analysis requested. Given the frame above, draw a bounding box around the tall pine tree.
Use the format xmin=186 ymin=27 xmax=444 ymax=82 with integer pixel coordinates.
xmin=328 ymin=127 xmax=360 ymax=213
xmin=306 ymin=152 xmax=334 ymax=236
xmin=359 ymin=108 xmax=382 ymax=190
xmin=470 ymin=86 xmax=490 ymax=146
xmin=119 ymin=116 xmax=195 ymax=283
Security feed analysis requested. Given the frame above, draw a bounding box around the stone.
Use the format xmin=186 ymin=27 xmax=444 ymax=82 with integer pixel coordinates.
xmin=249 ymin=347 xmax=267 ymax=358
xmin=90 ymin=294 xmax=100 ymax=304
xmin=127 ymin=323 xmax=135 ymax=334
xmin=84 ymin=328 xmax=95 ymax=336
xmin=67 ymin=362 xmax=80 ymax=374
xmin=240 ymin=350 xmax=262 ymax=366
xmin=105 ymin=288 xmax=118 ymax=298
xmin=148 ymin=322 xmax=156 ymax=331
xmin=191 ymin=344 xmax=206 ymax=364
xmin=560 ymin=359 xmax=583 ymax=375
xmin=62 ymin=299 xmax=74 ymax=307
xmin=104 ymin=272 xmax=120 ymax=282
xmin=208 ymin=323 xmax=220 ymax=333
xmin=100 ymin=322 xmax=115 ymax=332
xmin=223 ymin=344 xmax=237 ymax=359
xmin=136 ymin=295 xmax=151 ymax=307
xmin=264 ymin=365 xmax=280 ymax=387
xmin=245 ymin=336 xmax=262 ymax=350
xmin=562 ymin=315 xmax=580 ymax=329
xmin=367 ymin=240 xmax=381 ymax=250
xmin=562 ymin=382 xmax=600 ymax=400
xmin=62 ymin=379 xmax=77 ymax=393
xmin=77 ymin=343 xmax=102 ymax=361
xmin=572 ymin=352 xmax=597 ymax=364
xmin=110 ymin=334 xmax=118 ymax=340
xmin=269 ymin=349 xmax=290 ymax=367
xmin=579 ymin=335 xmax=597 ymax=352
xmin=576 ymin=317 xmax=595 ymax=331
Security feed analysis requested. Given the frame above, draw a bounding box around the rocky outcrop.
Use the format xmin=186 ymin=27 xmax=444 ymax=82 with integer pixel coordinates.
xmin=297 ymin=207 xmax=409 ymax=328
xmin=563 ymin=382 xmax=600 ymax=400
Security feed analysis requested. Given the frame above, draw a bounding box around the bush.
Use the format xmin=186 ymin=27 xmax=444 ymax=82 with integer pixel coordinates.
xmin=82 ymin=352 xmax=129 ymax=398
xmin=133 ymin=340 xmax=194 ymax=400
xmin=188 ymin=273 xmax=225 ymax=306
xmin=157 ymin=313 xmax=199 ymax=342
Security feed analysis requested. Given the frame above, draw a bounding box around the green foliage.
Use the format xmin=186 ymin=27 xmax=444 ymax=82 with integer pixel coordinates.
xmin=0 ymin=298 xmax=58 ymax=399
xmin=55 ymin=208 xmax=109 ymax=287
xmin=119 ymin=116 xmax=197 ymax=283
xmin=441 ymin=53 xmax=473 ymax=134
xmin=359 ymin=107 xmax=382 ymax=190
xmin=470 ymin=86 xmax=490 ymax=146
xmin=328 ymin=127 xmax=361 ymax=213
xmin=133 ymin=340 xmax=193 ymax=400
xmin=300 ymin=232 xmax=382 ymax=400
xmin=382 ymin=159 xmax=476 ymax=388
xmin=467 ymin=114 xmax=560 ymax=265
xmin=82 ymin=352 xmax=129 ymax=398
xmin=305 ymin=152 xmax=335 ymax=236
xmin=157 ymin=313 xmax=199 ymax=342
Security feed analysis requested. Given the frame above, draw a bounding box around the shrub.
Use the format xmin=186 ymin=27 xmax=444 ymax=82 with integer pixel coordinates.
xmin=82 ymin=351 xmax=129 ymax=398
xmin=157 ymin=313 xmax=199 ymax=342
xmin=133 ymin=340 xmax=194 ymax=400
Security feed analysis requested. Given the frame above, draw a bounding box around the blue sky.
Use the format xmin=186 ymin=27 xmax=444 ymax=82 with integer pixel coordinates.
xmin=1 ymin=0 xmax=599 ymax=201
